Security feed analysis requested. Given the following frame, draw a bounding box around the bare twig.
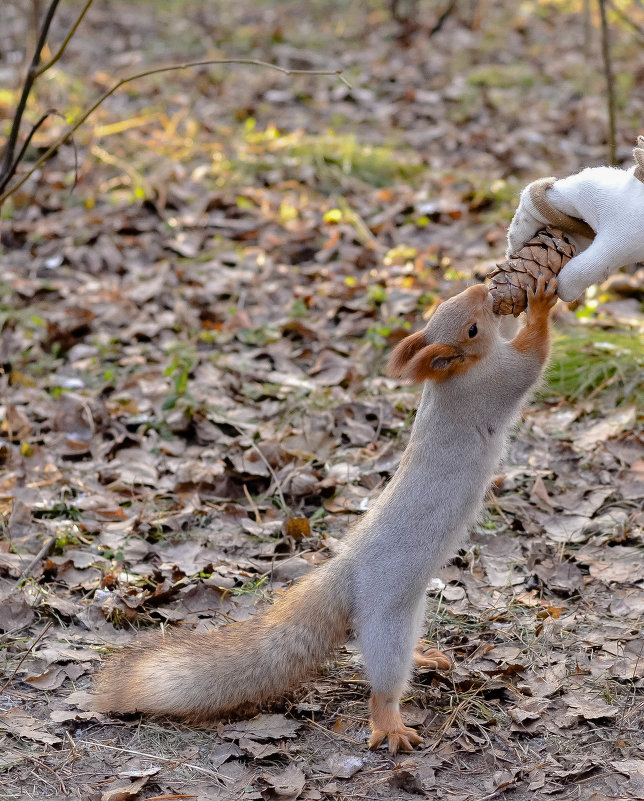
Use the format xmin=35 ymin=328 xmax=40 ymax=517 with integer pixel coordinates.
xmin=387 ymin=0 xmax=419 ymax=25
xmin=246 ymin=440 xmax=288 ymax=511
xmin=243 ymin=483 xmax=262 ymax=524
xmin=88 ymin=742 xmax=227 ymax=780
xmin=429 ymin=0 xmax=457 ymax=37
xmin=1 ymin=0 xmax=91 ymax=195
xmin=0 ymin=58 xmax=349 ymax=206
xmin=473 ymin=783 xmax=520 ymax=801
xmin=606 ymin=0 xmax=644 ymax=40
xmin=17 ymin=750 xmax=67 ymax=795
xmin=0 ymin=0 xmax=61 ymax=192
xmin=18 ymin=535 xmax=57 ymax=582
xmin=259 ymin=549 xmax=312 ymax=581
xmin=0 ymin=621 xmax=53 ymax=693
xmin=231 ymin=422 xmax=288 ymax=511
xmin=35 ymin=0 xmax=94 ymax=77
xmin=4 ymin=108 xmax=59 ymax=186
xmin=306 ymin=717 xmax=364 ymax=745
xmin=387 ymin=0 xmax=456 ymax=43
xmin=598 ymin=0 xmax=617 ymax=165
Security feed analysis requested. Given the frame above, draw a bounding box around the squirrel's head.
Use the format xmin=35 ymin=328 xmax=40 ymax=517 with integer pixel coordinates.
xmin=386 ymin=284 xmax=498 ymax=383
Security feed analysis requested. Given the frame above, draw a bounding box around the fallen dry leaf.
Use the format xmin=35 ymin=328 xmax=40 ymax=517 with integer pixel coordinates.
xmin=219 ymin=713 xmax=303 ymax=742
xmin=101 ymin=776 xmax=151 ymax=801
xmin=263 ymin=764 xmax=306 ymax=799
xmin=0 ymin=711 xmax=62 ymax=746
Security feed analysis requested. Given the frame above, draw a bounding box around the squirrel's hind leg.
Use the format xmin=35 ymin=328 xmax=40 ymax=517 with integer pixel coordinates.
xmin=357 ymin=591 xmax=426 ymax=753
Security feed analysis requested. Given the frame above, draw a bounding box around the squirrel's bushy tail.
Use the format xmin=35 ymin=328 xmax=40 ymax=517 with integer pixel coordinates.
xmin=94 ymin=562 xmax=351 ymax=721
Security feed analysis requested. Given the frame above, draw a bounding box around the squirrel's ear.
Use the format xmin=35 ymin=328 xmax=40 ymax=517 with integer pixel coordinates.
xmin=386 ymin=330 xmax=427 ymax=378
xmin=405 ymin=343 xmax=465 ymax=383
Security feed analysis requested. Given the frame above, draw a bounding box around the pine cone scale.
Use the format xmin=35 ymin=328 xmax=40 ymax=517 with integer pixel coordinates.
xmin=488 ymin=228 xmax=575 ymax=316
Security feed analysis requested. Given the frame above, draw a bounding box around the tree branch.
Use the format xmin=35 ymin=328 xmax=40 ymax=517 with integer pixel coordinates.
xmin=429 ymin=0 xmax=457 ymax=37
xmin=0 ymin=58 xmax=350 ymax=206
xmin=0 ymin=0 xmax=61 ymax=192
xmin=4 ymin=109 xmax=59 ymax=186
xmin=606 ymin=0 xmax=644 ymax=41
xmin=598 ymin=0 xmax=617 ymax=165
xmin=35 ymin=0 xmax=95 ymax=77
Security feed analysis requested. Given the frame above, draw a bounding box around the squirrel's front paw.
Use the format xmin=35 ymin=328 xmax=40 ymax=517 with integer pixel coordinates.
xmin=527 ymin=274 xmax=558 ymax=313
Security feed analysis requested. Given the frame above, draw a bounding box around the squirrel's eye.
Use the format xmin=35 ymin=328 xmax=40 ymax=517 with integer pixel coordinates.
xmin=468 ymin=324 xmax=478 ymax=338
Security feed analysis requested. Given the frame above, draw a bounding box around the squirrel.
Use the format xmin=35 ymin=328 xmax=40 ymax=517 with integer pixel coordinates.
xmin=94 ymin=275 xmax=558 ymax=753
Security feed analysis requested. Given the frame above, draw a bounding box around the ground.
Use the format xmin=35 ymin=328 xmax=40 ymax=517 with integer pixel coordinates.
xmin=0 ymin=1 xmax=643 ymax=799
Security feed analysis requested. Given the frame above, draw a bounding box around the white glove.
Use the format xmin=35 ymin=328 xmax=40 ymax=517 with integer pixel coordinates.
xmin=507 ymin=166 xmax=644 ymax=302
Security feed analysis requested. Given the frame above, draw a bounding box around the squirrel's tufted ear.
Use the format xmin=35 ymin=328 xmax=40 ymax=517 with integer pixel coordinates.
xmin=386 ymin=330 xmax=428 ymax=379
xmin=404 ymin=343 xmax=466 ymax=383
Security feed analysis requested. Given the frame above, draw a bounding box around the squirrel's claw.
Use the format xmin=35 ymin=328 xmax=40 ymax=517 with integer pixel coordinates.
xmin=527 ymin=274 xmax=558 ymax=312
xmin=369 ymin=726 xmax=424 ymax=753
xmin=414 ymin=643 xmax=451 ymax=671
xmin=369 ymin=693 xmax=424 ymax=753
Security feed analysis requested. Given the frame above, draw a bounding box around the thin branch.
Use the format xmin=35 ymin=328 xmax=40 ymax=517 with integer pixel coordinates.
xmin=598 ymin=0 xmax=617 ymax=165
xmin=18 ymin=534 xmax=57 ymax=582
xmin=35 ymin=0 xmax=95 ymax=77
xmin=0 ymin=0 xmax=94 ymax=193
xmin=429 ymin=0 xmax=457 ymax=37
xmin=232 ymin=423 xmax=288 ymax=511
xmin=606 ymin=0 xmax=644 ymax=41
xmin=0 ymin=0 xmax=61 ymax=191
xmin=5 ymin=109 xmax=59 ymax=183
xmin=88 ymin=742 xmax=225 ymax=780
xmin=0 ymin=59 xmax=349 ymax=206
xmin=0 ymin=621 xmax=53 ymax=692
xmin=243 ymin=482 xmax=262 ymax=524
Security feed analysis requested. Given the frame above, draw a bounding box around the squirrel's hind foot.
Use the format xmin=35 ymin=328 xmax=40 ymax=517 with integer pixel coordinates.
xmin=369 ymin=693 xmax=424 ymax=753
xmin=413 ymin=642 xmax=452 ymax=671
xmin=369 ymin=725 xmax=424 ymax=753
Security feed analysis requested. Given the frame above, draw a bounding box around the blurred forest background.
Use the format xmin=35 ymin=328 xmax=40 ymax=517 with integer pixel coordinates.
xmin=0 ymin=1 xmax=643 ymax=800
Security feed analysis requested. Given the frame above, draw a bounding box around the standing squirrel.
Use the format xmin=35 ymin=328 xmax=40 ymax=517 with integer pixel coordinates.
xmin=94 ymin=276 xmax=558 ymax=752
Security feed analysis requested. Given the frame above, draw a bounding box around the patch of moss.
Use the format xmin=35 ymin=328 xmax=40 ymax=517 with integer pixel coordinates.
xmin=467 ymin=63 xmax=535 ymax=90
xmin=543 ymin=327 xmax=644 ymax=406
xmin=218 ymin=127 xmax=423 ymax=190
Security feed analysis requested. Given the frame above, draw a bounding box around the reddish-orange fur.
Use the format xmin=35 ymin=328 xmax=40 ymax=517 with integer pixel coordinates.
xmin=413 ymin=642 xmax=451 ymax=670
xmin=407 ymin=344 xmax=482 ymax=382
xmin=387 ymin=284 xmax=491 ymax=384
xmin=369 ymin=693 xmax=424 ymax=752
xmin=406 ymin=343 xmax=461 ymax=382
xmin=386 ymin=330 xmax=427 ymax=378
xmin=511 ymin=276 xmax=558 ymax=361
xmin=94 ymin=567 xmax=349 ymax=721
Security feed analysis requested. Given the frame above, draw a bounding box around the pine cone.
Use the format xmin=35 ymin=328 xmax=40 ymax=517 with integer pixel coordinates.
xmin=488 ymin=228 xmax=576 ymax=316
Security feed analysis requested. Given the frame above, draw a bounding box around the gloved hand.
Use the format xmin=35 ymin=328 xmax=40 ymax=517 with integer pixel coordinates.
xmin=507 ymin=166 xmax=644 ymax=302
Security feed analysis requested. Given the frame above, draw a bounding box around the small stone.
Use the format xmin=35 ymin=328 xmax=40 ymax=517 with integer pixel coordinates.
xmin=389 ymin=766 xmax=425 ymax=795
